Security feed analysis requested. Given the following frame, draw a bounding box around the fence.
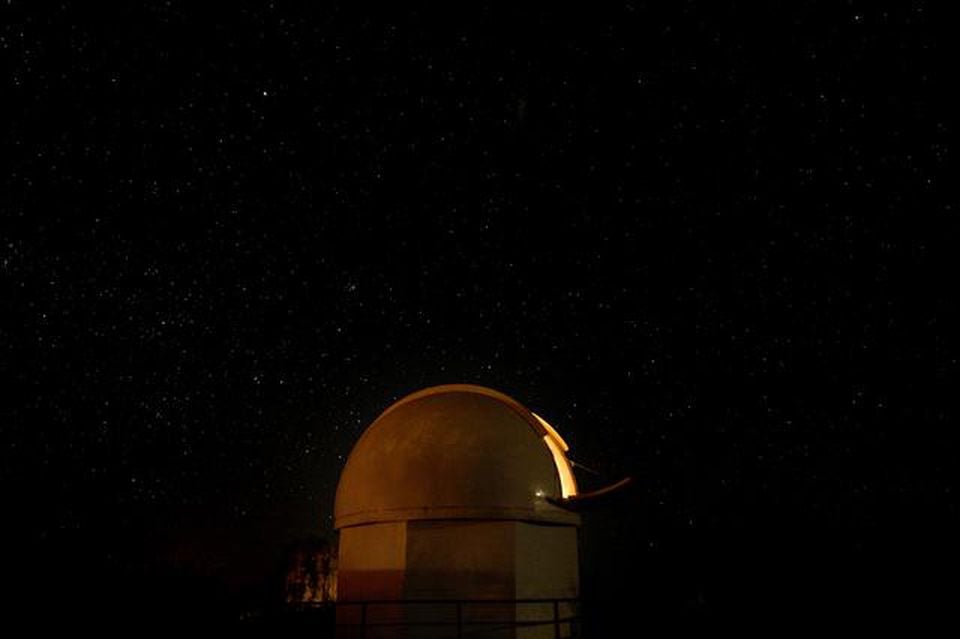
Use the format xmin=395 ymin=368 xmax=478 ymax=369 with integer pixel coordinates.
xmin=335 ymin=597 xmax=580 ymax=638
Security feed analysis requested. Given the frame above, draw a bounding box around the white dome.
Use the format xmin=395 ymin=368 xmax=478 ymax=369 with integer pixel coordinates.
xmin=335 ymin=384 xmax=579 ymax=529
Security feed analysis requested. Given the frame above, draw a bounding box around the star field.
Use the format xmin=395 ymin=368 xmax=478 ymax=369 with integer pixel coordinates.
xmin=3 ymin=1 xmax=956 ymax=629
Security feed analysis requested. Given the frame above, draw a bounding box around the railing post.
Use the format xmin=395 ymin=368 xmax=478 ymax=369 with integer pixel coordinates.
xmin=554 ymin=599 xmax=560 ymax=639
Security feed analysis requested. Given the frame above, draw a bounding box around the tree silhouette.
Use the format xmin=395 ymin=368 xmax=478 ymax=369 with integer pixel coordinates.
xmin=283 ymin=536 xmax=337 ymax=605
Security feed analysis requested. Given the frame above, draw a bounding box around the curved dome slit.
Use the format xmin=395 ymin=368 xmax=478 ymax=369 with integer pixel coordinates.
xmin=532 ymin=412 xmax=578 ymax=499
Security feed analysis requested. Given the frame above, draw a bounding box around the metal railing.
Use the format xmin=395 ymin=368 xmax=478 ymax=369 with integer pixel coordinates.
xmin=336 ymin=597 xmax=580 ymax=638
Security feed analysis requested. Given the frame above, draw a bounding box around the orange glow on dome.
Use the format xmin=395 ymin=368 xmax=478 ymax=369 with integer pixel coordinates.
xmin=533 ymin=413 xmax=570 ymax=451
xmin=532 ymin=412 xmax=578 ymax=499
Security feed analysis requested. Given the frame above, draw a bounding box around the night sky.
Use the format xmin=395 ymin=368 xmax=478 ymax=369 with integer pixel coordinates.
xmin=3 ymin=2 xmax=956 ymax=629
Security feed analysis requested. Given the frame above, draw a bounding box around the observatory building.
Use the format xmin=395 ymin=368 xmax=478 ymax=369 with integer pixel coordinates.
xmin=335 ymin=384 xmax=581 ymax=638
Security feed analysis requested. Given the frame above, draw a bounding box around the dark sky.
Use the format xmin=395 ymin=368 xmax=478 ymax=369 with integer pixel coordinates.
xmin=3 ymin=1 xmax=956 ymax=627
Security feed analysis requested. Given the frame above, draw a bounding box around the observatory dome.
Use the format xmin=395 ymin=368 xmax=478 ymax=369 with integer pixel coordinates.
xmin=334 ymin=384 xmax=579 ymax=529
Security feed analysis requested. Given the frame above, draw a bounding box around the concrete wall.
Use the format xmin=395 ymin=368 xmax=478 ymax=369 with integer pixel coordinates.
xmin=405 ymin=520 xmax=517 ymax=599
xmin=514 ymin=523 xmax=579 ymax=639
xmin=337 ymin=520 xmax=579 ymax=638
xmin=337 ymin=522 xmax=407 ymax=637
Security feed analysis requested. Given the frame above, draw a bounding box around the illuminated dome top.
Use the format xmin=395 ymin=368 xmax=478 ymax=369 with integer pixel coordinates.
xmin=335 ymin=384 xmax=579 ymax=529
